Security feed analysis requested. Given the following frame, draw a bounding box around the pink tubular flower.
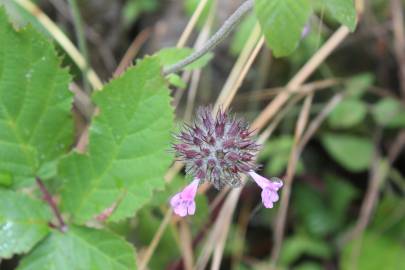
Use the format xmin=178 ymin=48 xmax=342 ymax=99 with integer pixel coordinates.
xmin=248 ymin=171 xmax=283 ymax=208
xmin=170 ymin=178 xmax=200 ymax=217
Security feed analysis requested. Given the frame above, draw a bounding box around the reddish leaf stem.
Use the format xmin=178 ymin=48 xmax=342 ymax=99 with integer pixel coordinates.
xmin=36 ymin=177 xmax=67 ymax=232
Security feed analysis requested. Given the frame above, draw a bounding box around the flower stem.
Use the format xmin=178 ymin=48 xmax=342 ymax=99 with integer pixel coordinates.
xmin=36 ymin=177 xmax=67 ymax=232
xmin=163 ymin=0 xmax=255 ymax=75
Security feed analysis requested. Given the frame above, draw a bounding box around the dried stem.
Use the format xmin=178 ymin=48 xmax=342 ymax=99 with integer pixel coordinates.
xmin=36 ymin=177 xmax=67 ymax=232
xmin=270 ymin=94 xmax=314 ymax=266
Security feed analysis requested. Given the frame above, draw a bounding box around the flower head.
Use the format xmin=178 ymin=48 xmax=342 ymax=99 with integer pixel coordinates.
xmin=170 ymin=106 xmax=284 ymax=216
xmin=248 ymin=171 xmax=283 ymax=208
xmin=173 ymin=107 xmax=259 ymax=189
xmin=170 ymin=178 xmax=199 ymax=217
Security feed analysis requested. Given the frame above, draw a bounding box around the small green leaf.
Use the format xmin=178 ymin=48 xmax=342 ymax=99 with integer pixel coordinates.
xmin=0 ymin=8 xmax=73 ymax=187
xmin=17 ymin=226 xmax=137 ymax=270
xmin=344 ymin=73 xmax=374 ymax=98
xmin=167 ymin=73 xmax=187 ymax=89
xmin=328 ymin=99 xmax=367 ymax=128
xmin=183 ymin=0 xmax=214 ymax=29
xmin=372 ymin=98 xmax=405 ymax=128
xmin=230 ymin=13 xmax=257 ymax=55
xmin=0 ymin=172 xmax=13 ymax=187
xmin=255 ymin=0 xmax=312 ymax=57
xmin=323 ymin=0 xmax=357 ymax=31
xmin=60 ymin=57 xmax=173 ymax=223
xmin=321 ymin=134 xmax=373 ymax=172
xmin=0 ymin=189 xmax=51 ymax=258
xmin=156 ymin=47 xmax=213 ymax=72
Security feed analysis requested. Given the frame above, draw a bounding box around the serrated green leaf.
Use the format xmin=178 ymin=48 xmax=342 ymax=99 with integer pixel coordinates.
xmin=321 ymin=134 xmax=373 ymax=172
xmin=328 ymin=99 xmax=367 ymax=128
xmin=372 ymin=98 xmax=405 ymax=128
xmin=0 ymin=9 xmax=73 ymax=187
xmin=0 ymin=189 xmax=51 ymax=258
xmin=255 ymin=0 xmax=311 ymax=57
xmin=156 ymin=47 xmax=213 ymax=72
xmin=323 ymin=0 xmax=357 ymax=31
xmin=60 ymin=57 xmax=173 ymax=223
xmin=17 ymin=226 xmax=136 ymax=270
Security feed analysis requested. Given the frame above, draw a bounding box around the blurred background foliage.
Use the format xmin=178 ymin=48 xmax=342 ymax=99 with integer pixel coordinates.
xmin=0 ymin=0 xmax=404 ymax=269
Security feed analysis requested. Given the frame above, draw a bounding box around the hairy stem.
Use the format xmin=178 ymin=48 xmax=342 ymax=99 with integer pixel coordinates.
xmin=163 ymin=0 xmax=254 ymax=75
xmin=36 ymin=177 xmax=67 ymax=232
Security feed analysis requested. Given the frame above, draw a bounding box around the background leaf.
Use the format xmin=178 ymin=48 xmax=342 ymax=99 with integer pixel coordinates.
xmin=0 ymin=8 xmax=73 ymax=187
xmin=327 ymin=99 xmax=367 ymax=128
xmin=0 ymin=189 xmax=51 ymax=258
xmin=60 ymin=57 xmax=173 ymax=223
xmin=341 ymin=232 xmax=403 ymax=270
xmin=372 ymin=98 xmax=405 ymax=128
xmin=255 ymin=0 xmax=311 ymax=56
xmin=17 ymin=226 xmax=137 ymax=270
xmin=321 ymin=134 xmax=373 ymax=172
xmin=323 ymin=0 xmax=357 ymax=31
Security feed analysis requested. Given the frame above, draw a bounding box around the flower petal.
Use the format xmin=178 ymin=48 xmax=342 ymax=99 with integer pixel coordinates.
xmin=187 ymin=201 xmax=196 ymax=215
xmin=248 ymin=170 xmax=270 ymax=189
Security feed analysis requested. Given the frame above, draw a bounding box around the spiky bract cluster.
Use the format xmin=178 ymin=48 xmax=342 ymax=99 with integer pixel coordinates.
xmin=173 ymin=107 xmax=259 ymax=189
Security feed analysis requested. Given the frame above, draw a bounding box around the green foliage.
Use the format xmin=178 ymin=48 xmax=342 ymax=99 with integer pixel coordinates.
xmin=183 ymin=0 xmax=214 ymax=28
xmin=60 ymin=57 xmax=173 ymax=223
xmin=18 ymin=226 xmax=136 ymax=270
xmin=344 ymin=73 xmax=374 ymax=98
xmin=322 ymin=0 xmax=357 ymax=31
xmin=341 ymin=232 xmax=404 ymax=270
xmin=123 ymin=0 xmax=159 ymax=27
xmin=230 ymin=13 xmax=257 ymax=56
xmin=0 ymin=189 xmax=51 ymax=258
xmin=156 ymin=47 xmax=213 ymax=71
xmin=259 ymin=135 xmax=303 ymax=175
xmin=280 ymin=234 xmax=332 ymax=265
xmin=327 ymin=99 xmax=367 ymax=128
xmin=372 ymin=97 xmax=405 ymax=128
xmin=0 ymin=8 xmax=73 ymax=187
xmin=255 ymin=0 xmax=312 ymax=57
xmin=321 ymin=134 xmax=373 ymax=172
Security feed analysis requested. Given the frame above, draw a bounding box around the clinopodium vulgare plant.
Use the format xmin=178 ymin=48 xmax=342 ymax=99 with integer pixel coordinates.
xmin=171 ymin=107 xmax=283 ymax=217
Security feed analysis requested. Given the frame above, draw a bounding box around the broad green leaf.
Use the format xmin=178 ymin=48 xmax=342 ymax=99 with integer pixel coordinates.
xmin=156 ymin=47 xmax=213 ymax=72
xmin=0 ymin=189 xmax=51 ymax=258
xmin=60 ymin=57 xmax=173 ymax=223
xmin=255 ymin=0 xmax=312 ymax=56
xmin=341 ymin=232 xmax=403 ymax=270
xmin=372 ymin=98 xmax=405 ymax=128
xmin=321 ymin=134 xmax=373 ymax=172
xmin=328 ymin=99 xmax=367 ymax=128
xmin=323 ymin=0 xmax=357 ymax=31
xmin=0 ymin=9 xmax=73 ymax=186
xmin=18 ymin=226 xmax=136 ymax=270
